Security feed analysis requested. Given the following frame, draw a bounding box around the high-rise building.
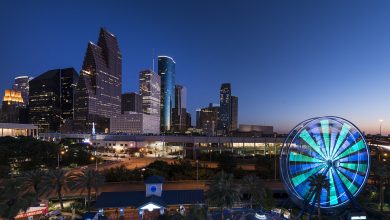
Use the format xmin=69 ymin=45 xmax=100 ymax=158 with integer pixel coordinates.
xmin=230 ymin=96 xmax=238 ymax=131
xmin=172 ymin=85 xmax=187 ymax=132
xmin=29 ymin=68 xmax=78 ymax=132
xmin=186 ymin=112 xmax=192 ymax=128
xmin=218 ymin=83 xmax=231 ymax=133
xmin=122 ymin=92 xmax=142 ymax=113
xmin=0 ymin=89 xmax=24 ymax=123
xmin=12 ymin=76 xmax=33 ymax=106
xmin=199 ymin=103 xmax=219 ymax=136
xmin=74 ymin=28 xmax=122 ymax=132
xmin=196 ymin=109 xmax=201 ymax=129
xmin=158 ymin=56 xmax=176 ymax=132
xmin=139 ymin=69 xmax=160 ymax=116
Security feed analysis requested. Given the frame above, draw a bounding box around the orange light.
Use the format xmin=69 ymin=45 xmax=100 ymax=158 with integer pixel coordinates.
xmin=90 ymin=156 xmax=95 ymax=160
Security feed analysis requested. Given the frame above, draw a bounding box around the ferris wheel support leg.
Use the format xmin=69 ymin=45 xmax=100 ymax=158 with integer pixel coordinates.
xmin=339 ymin=180 xmax=362 ymax=211
xmin=297 ymin=188 xmax=317 ymax=219
xmin=307 ymin=190 xmax=320 ymax=220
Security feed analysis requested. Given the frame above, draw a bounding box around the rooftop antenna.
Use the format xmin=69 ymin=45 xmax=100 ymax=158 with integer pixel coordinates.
xmin=152 ymin=48 xmax=155 ymax=72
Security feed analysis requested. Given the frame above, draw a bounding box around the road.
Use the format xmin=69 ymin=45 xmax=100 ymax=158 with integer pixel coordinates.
xmin=86 ymin=157 xmax=256 ymax=171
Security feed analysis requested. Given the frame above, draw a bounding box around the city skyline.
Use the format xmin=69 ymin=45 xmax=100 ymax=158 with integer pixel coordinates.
xmin=1 ymin=1 xmax=390 ymax=134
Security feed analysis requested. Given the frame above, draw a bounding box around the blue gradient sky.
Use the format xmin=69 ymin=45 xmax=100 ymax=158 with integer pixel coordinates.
xmin=1 ymin=0 xmax=390 ymax=134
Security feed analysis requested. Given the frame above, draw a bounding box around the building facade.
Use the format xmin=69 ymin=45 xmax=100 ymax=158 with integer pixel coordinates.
xmin=110 ymin=112 xmax=160 ymax=134
xmin=158 ymin=56 xmax=176 ymax=132
xmin=12 ymin=76 xmax=33 ymax=106
xmin=172 ymin=85 xmax=187 ymax=133
xmin=29 ymin=68 xmax=78 ymax=132
xmin=122 ymin=92 xmax=142 ymax=113
xmin=139 ymin=69 xmax=160 ymax=116
xmin=230 ymin=95 xmax=238 ymax=131
xmin=218 ymin=83 xmax=231 ymax=133
xmin=74 ymin=28 xmax=122 ymax=133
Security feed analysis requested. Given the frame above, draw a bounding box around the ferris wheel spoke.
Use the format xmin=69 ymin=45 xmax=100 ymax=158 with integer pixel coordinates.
xmin=330 ymin=123 xmax=351 ymax=158
xmin=299 ymin=129 xmax=326 ymax=159
xmin=339 ymin=162 xmax=368 ymax=174
xmin=334 ymin=140 xmax=365 ymax=161
xmin=335 ymin=169 xmax=358 ymax=195
xmin=289 ymin=152 xmax=325 ymax=163
xmin=320 ymin=120 xmax=330 ymax=158
xmin=291 ymin=165 xmax=325 ymax=187
xmin=328 ymin=168 xmax=339 ymax=206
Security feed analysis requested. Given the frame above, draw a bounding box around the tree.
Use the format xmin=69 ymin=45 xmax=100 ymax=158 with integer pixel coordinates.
xmin=0 ymin=178 xmax=36 ymax=219
xmin=206 ymin=171 xmax=241 ymax=220
xmin=261 ymin=188 xmax=275 ymax=210
xmin=42 ymin=169 xmax=70 ymax=209
xmin=216 ymin=152 xmax=236 ymax=173
xmin=307 ymin=174 xmax=329 ymax=220
xmin=68 ymin=168 xmax=105 ymax=211
xmin=376 ymin=164 xmax=389 ymax=212
xmin=242 ymin=175 xmax=264 ymax=209
xmin=17 ymin=170 xmax=46 ymax=205
xmin=185 ymin=205 xmax=207 ymax=220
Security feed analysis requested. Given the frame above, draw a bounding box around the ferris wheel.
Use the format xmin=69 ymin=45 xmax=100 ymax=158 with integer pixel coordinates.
xmin=280 ymin=116 xmax=370 ymax=209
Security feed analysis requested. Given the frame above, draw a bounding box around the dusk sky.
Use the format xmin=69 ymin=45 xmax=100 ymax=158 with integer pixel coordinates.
xmin=1 ymin=0 xmax=390 ymax=134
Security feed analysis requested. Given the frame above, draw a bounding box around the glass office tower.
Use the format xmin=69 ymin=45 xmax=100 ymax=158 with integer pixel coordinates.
xmin=139 ymin=69 xmax=161 ymax=116
xmin=29 ymin=68 xmax=78 ymax=132
xmin=158 ymin=56 xmax=176 ymax=132
xmin=74 ymin=28 xmax=122 ymax=132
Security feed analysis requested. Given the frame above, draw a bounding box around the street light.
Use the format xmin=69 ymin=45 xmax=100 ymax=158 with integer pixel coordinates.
xmin=90 ymin=153 xmax=98 ymax=170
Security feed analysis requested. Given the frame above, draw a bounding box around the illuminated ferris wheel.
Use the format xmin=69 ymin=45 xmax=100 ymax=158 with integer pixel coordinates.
xmin=280 ymin=116 xmax=370 ymax=209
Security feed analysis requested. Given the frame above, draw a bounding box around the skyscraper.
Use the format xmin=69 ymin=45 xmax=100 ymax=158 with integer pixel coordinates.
xmin=230 ymin=96 xmax=238 ymax=131
xmin=158 ymin=56 xmax=176 ymax=132
xmin=196 ymin=109 xmax=201 ymax=129
xmin=12 ymin=76 xmax=33 ymax=106
xmin=172 ymin=85 xmax=187 ymax=132
xmin=29 ymin=68 xmax=78 ymax=132
xmin=139 ymin=69 xmax=160 ymax=116
xmin=200 ymin=103 xmax=220 ymax=136
xmin=74 ymin=28 xmax=122 ymax=132
xmin=0 ymin=89 xmax=24 ymax=123
xmin=122 ymin=92 xmax=142 ymax=113
xmin=219 ymin=83 xmax=231 ymax=133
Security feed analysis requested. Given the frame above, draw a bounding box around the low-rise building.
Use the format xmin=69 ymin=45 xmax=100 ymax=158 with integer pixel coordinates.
xmin=0 ymin=123 xmax=38 ymax=137
xmin=95 ymin=176 xmax=204 ymax=219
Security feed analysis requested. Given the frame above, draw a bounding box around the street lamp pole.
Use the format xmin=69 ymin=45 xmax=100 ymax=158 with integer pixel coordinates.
xmin=57 ymin=149 xmax=65 ymax=169
xmin=95 ymin=150 xmax=97 ymax=170
xmin=196 ymin=160 xmax=199 ymax=183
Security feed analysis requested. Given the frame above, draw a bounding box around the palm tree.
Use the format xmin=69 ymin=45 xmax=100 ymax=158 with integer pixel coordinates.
xmin=242 ymin=175 xmax=264 ymax=209
xmin=17 ymin=170 xmax=46 ymax=204
xmin=206 ymin=171 xmax=241 ymax=220
xmin=307 ymin=174 xmax=329 ymax=220
xmin=68 ymin=168 xmax=105 ymax=211
xmin=42 ymin=169 xmax=70 ymax=209
xmin=0 ymin=178 xmax=36 ymax=219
